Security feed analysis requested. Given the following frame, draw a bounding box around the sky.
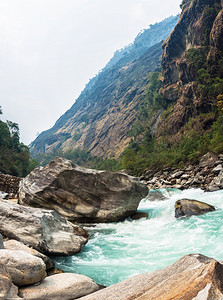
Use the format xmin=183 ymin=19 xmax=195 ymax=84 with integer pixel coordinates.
xmin=0 ymin=0 xmax=181 ymax=145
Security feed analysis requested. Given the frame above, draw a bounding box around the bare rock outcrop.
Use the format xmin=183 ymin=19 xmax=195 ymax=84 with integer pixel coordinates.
xmin=0 ymin=198 xmax=88 ymax=255
xmin=79 ymin=254 xmax=223 ymax=300
xmin=19 ymin=157 xmax=148 ymax=223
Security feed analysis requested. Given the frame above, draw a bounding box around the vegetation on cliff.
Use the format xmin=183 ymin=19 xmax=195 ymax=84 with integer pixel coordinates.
xmin=0 ymin=108 xmax=38 ymax=176
xmin=121 ymin=1 xmax=223 ymax=175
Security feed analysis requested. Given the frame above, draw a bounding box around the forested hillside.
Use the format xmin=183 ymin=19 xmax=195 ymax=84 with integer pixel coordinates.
xmin=0 ymin=108 xmax=37 ymax=176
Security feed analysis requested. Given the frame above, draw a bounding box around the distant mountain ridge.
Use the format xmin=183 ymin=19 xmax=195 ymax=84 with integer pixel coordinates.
xmin=30 ymin=15 xmax=179 ymax=159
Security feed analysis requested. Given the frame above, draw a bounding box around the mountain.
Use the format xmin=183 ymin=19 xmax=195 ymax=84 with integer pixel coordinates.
xmin=120 ymin=0 xmax=223 ymax=174
xmin=30 ymin=16 xmax=179 ymax=160
xmin=158 ymin=0 xmax=223 ymax=140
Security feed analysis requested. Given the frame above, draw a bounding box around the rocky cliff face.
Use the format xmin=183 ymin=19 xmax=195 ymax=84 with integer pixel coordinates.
xmin=158 ymin=0 xmax=223 ymax=139
xmin=30 ymin=16 xmax=178 ymax=160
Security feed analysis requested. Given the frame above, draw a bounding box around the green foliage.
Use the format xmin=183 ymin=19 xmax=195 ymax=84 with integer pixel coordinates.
xmin=209 ymin=115 xmax=223 ymax=153
xmin=145 ymin=72 xmax=167 ymax=109
xmin=185 ymin=48 xmax=207 ymax=70
xmin=0 ymin=109 xmax=38 ymax=176
xmin=121 ymin=111 xmax=223 ymax=175
xmin=73 ymin=131 xmax=82 ymax=141
xmin=197 ymin=69 xmax=223 ymax=100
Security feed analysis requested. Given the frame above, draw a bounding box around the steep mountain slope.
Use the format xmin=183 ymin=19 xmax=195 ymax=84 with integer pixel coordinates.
xmin=30 ymin=16 xmax=179 ymax=159
xmin=120 ymin=0 xmax=223 ymax=175
xmin=158 ymin=0 xmax=223 ymax=140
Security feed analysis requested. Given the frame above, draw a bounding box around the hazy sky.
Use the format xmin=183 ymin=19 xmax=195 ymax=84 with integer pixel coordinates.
xmin=0 ymin=0 xmax=181 ymax=145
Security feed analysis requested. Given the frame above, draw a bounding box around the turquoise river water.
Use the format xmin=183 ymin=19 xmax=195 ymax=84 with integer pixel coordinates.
xmin=54 ymin=188 xmax=223 ymax=286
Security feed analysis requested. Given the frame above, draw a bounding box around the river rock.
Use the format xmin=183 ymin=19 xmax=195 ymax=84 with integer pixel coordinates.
xmin=0 ymin=263 xmax=19 ymax=299
xmin=199 ymin=152 xmax=218 ymax=168
xmin=131 ymin=212 xmax=148 ymax=220
xmin=4 ymin=239 xmax=54 ymax=271
xmin=0 ymin=250 xmax=46 ymax=287
xmin=0 ymin=198 xmax=88 ymax=255
xmin=146 ymin=190 xmax=166 ymax=201
xmin=19 ymin=273 xmax=99 ymax=299
xmin=19 ymin=157 xmax=148 ymax=223
xmin=175 ymin=199 xmax=215 ymax=218
xmin=79 ymin=254 xmax=223 ymax=300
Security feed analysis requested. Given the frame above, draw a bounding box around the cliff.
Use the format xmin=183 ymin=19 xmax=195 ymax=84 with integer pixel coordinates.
xmin=158 ymin=0 xmax=223 ymax=140
xmin=30 ymin=16 xmax=178 ymax=160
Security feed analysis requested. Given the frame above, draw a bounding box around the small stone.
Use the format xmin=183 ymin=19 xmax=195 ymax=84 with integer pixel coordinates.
xmin=212 ymin=164 xmax=223 ymax=173
xmin=181 ymin=174 xmax=190 ymax=179
xmin=171 ymin=171 xmax=184 ymax=179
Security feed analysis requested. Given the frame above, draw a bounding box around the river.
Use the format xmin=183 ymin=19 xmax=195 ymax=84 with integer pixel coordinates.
xmin=53 ymin=188 xmax=223 ymax=286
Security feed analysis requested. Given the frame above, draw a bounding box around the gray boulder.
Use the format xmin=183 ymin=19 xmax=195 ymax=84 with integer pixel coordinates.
xmin=175 ymin=199 xmax=215 ymax=218
xmin=19 ymin=273 xmax=99 ymax=299
xmin=0 ymin=250 xmax=46 ymax=287
xmin=0 ymin=199 xmax=88 ymax=255
xmin=19 ymin=157 xmax=148 ymax=222
xmin=79 ymin=254 xmax=223 ymax=300
xmin=4 ymin=239 xmax=54 ymax=271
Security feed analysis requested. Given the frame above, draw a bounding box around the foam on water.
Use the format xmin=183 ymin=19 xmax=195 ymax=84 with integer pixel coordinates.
xmin=53 ymin=188 xmax=223 ymax=286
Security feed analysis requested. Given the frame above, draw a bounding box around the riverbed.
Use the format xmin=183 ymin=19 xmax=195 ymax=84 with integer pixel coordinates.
xmin=54 ymin=188 xmax=223 ymax=286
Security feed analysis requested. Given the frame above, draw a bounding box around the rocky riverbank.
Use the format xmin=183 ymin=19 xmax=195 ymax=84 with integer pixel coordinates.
xmin=0 ymin=154 xmax=223 ymax=299
xmin=140 ymin=152 xmax=223 ymax=192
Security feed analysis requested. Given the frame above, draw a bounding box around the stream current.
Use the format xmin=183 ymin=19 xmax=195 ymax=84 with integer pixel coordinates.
xmin=54 ymin=188 xmax=223 ymax=286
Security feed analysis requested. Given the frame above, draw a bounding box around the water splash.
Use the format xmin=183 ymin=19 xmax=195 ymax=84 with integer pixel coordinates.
xmin=53 ymin=188 xmax=223 ymax=286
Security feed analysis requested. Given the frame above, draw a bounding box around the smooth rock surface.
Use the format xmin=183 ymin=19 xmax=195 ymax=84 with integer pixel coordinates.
xmin=0 ymin=250 xmax=46 ymax=287
xmin=19 ymin=273 xmax=99 ymax=299
xmin=4 ymin=239 xmax=54 ymax=271
xmin=175 ymin=199 xmax=215 ymax=218
xmin=19 ymin=157 xmax=148 ymax=222
xmin=79 ymin=254 xmax=223 ymax=300
xmin=0 ymin=199 xmax=88 ymax=255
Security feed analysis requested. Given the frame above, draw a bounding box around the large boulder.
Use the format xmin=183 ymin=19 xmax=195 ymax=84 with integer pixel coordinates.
xmin=4 ymin=239 xmax=54 ymax=271
xmin=0 ymin=250 xmax=46 ymax=287
xmin=19 ymin=273 xmax=99 ymax=299
xmin=175 ymin=199 xmax=215 ymax=218
xmin=19 ymin=157 xmax=148 ymax=222
xmin=79 ymin=254 xmax=223 ymax=300
xmin=0 ymin=199 xmax=88 ymax=255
